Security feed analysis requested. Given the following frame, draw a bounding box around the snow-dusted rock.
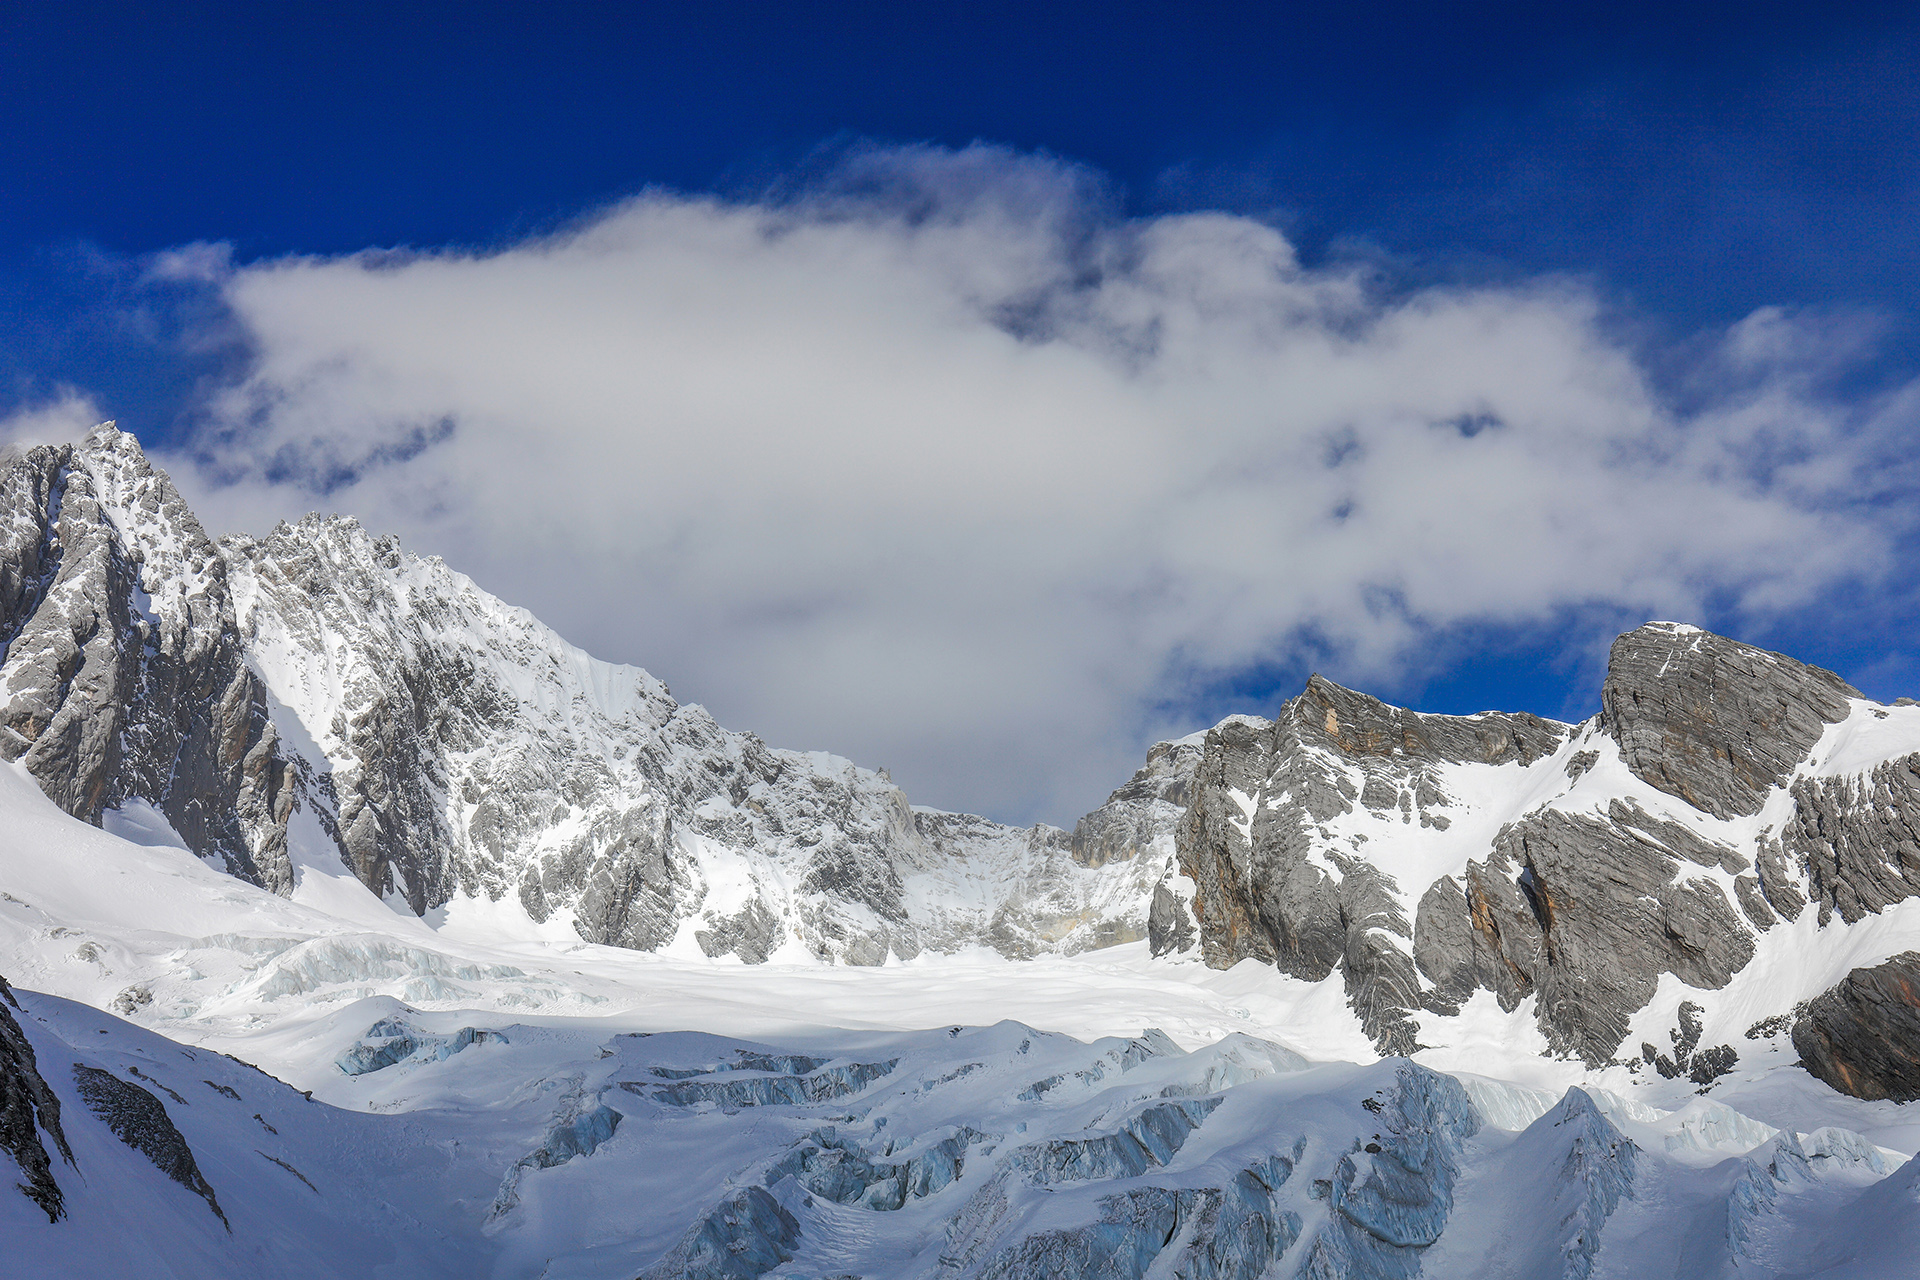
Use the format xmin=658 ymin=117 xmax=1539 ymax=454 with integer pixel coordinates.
xmin=0 ymin=427 xmax=1182 ymax=964
xmin=1166 ymin=621 xmax=1920 ymax=1069
xmin=1601 ymin=622 xmax=1858 ymax=821
xmin=0 ymin=973 xmax=70 ymax=1222
xmin=0 ymin=428 xmax=295 ymax=892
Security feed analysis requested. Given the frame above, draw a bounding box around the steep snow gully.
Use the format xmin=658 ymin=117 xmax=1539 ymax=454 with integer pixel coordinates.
xmin=5 ymin=426 xmax=1920 ymax=1277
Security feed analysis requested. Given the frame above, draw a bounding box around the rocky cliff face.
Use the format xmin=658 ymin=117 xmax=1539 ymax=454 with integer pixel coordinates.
xmin=220 ymin=509 xmax=1195 ymax=965
xmin=12 ymin=429 xmax=1920 ymax=1091
xmin=0 ymin=974 xmax=71 ymax=1223
xmin=1792 ymin=952 xmax=1920 ymax=1101
xmin=0 ymin=427 xmax=1184 ymax=966
xmin=1600 ymin=623 xmax=1858 ymax=820
xmin=1159 ymin=623 xmax=1920 ymax=1071
xmin=0 ymin=428 xmax=295 ymax=892
xmin=1159 ymin=678 xmax=1570 ymax=1056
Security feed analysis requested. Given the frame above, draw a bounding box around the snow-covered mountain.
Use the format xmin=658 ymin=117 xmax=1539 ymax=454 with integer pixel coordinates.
xmin=8 ymin=424 xmax=1920 ymax=1278
xmin=1154 ymin=623 xmax=1920 ymax=1083
xmin=2 ymin=425 xmax=1182 ymax=965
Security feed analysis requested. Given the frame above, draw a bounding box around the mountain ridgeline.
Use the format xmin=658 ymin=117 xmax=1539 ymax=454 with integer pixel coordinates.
xmin=6 ymin=426 xmax=1920 ymax=1096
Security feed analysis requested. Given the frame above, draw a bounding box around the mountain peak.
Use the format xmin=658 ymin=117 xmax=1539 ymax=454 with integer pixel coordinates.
xmin=1602 ymin=621 xmax=1860 ymax=819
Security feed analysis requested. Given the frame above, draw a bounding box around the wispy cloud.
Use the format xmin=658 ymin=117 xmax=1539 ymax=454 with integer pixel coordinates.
xmin=80 ymin=144 xmax=1913 ymax=821
xmin=0 ymin=391 xmax=109 ymax=450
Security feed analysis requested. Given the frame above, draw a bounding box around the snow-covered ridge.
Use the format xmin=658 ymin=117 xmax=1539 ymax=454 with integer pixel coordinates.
xmin=1157 ymin=628 xmax=1920 ymax=1091
xmin=1 ymin=426 xmax=1187 ymax=967
xmin=11 ymin=430 xmax=1920 ymax=1273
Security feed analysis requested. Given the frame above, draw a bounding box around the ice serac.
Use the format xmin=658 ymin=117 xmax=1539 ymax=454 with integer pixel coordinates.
xmin=0 ymin=427 xmax=296 ymax=892
xmin=0 ymin=974 xmax=72 ymax=1223
xmin=1490 ymin=1088 xmax=1637 ymax=1280
xmin=1168 ymin=679 xmax=1567 ymax=1054
xmin=1299 ymin=1063 xmax=1480 ymax=1280
xmin=1600 ymin=621 xmax=1858 ymax=820
xmin=972 ymin=1170 xmax=1300 ymax=1280
xmin=639 ymin=1185 xmax=800 ymax=1280
xmin=1792 ymin=951 xmax=1920 ymax=1101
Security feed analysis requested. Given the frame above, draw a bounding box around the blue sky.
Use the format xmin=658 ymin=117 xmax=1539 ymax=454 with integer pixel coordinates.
xmin=3 ymin=2 xmax=1918 ymax=820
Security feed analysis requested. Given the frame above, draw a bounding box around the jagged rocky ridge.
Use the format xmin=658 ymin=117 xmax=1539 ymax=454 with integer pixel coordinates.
xmin=10 ymin=428 xmax=1920 ymax=1099
xmin=0 ymin=426 xmax=1182 ymax=965
xmin=0 ymin=974 xmax=71 ymax=1222
xmin=1153 ymin=622 xmax=1920 ymax=1077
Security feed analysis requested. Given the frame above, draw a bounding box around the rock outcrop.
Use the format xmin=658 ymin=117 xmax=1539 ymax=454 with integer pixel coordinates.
xmin=0 ymin=974 xmax=71 ymax=1223
xmin=71 ymin=1063 xmax=227 ymax=1228
xmin=1783 ymin=756 xmax=1920 ymax=925
xmin=1600 ymin=622 xmax=1857 ymax=820
xmin=1165 ymin=622 xmax=1919 ymax=1067
xmin=1422 ymin=805 xmax=1755 ymax=1064
xmin=1792 ymin=952 xmax=1920 ymax=1101
xmin=15 ymin=426 xmax=1920 ymax=1076
xmin=640 ymin=1185 xmax=801 ymax=1280
xmin=0 ymin=427 xmax=1187 ymax=964
xmin=1164 ymin=681 xmax=1568 ymax=1055
xmin=0 ymin=428 xmax=295 ymax=891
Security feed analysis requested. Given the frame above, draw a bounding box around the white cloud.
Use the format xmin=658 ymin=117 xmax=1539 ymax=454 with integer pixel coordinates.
xmin=165 ymin=145 xmax=1903 ymax=822
xmin=0 ymin=391 xmax=107 ymax=451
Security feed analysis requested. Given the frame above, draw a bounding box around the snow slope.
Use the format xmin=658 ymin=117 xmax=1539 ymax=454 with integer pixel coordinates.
xmin=5 ymin=756 xmax=1920 ymax=1279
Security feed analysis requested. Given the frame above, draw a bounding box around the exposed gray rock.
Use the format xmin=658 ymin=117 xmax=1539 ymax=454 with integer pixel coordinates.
xmin=224 ymin=504 xmax=1156 ymax=961
xmin=1069 ymin=736 xmax=1202 ymax=869
xmin=0 ymin=427 xmax=296 ymax=892
xmin=1174 ymin=682 xmax=1567 ymax=1055
xmin=0 ymin=973 xmax=71 ymax=1222
xmin=696 ymin=897 xmax=782 ymax=964
xmin=0 ymin=427 xmax=1187 ymax=961
xmin=1449 ymin=810 xmax=1754 ymax=1065
xmin=1147 ymin=880 xmax=1195 ymax=956
xmin=1783 ymin=755 xmax=1920 ymax=925
xmin=1167 ymin=626 xmax=1889 ymax=1064
xmin=71 ymin=1062 xmax=227 ymax=1228
xmin=1754 ymin=835 xmax=1808 ymax=922
xmin=1600 ymin=622 xmax=1857 ymax=820
xmin=1792 ymin=951 xmax=1920 ymax=1100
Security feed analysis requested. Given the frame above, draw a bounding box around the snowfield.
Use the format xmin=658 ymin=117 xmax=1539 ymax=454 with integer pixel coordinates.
xmin=6 ymin=757 xmax=1920 ymax=1279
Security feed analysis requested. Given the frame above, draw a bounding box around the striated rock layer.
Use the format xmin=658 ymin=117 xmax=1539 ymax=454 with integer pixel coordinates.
xmin=1792 ymin=952 xmax=1920 ymax=1102
xmin=0 ymin=428 xmax=294 ymax=891
xmin=1156 ymin=622 xmax=1920 ymax=1075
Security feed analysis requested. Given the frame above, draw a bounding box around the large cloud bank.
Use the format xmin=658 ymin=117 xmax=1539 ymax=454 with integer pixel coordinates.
xmin=21 ymin=146 xmax=1908 ymax=821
